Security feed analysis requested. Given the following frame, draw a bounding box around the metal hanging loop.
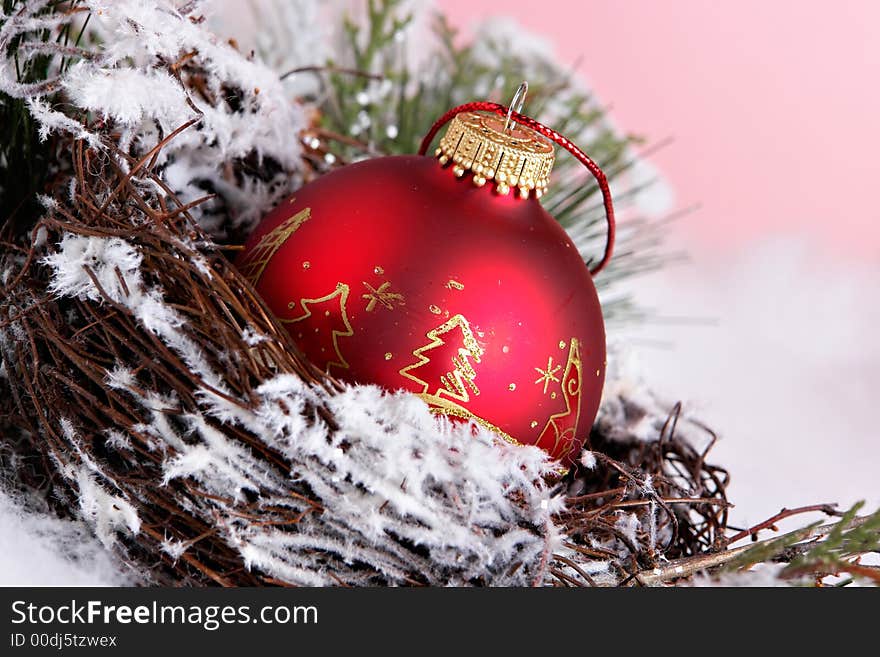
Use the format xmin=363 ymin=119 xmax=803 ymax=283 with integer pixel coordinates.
xmin=503 ymin=81 xmax=528 ymax=134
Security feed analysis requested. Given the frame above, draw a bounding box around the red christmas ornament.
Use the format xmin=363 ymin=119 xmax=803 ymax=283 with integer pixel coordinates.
xmin=238 ymin=87 xmax=616 ymax=466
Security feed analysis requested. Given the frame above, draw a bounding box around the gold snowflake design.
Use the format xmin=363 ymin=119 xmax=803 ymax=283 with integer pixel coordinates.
xmin=362 ymin=281 xmax=404 ymax=312
xmin=534 ymin=356 xmax=562 ymax=395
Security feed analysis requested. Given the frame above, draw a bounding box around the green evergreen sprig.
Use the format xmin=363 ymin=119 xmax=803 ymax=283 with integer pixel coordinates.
xmin=0 ymin=0 xmax=88 ymax=233
xmin=725 ymin=503 xmax=880 ymax=585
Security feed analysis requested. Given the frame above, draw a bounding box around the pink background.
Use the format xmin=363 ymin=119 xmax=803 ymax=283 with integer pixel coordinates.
xmin=440 ymin=0 xmax=880 ymax=258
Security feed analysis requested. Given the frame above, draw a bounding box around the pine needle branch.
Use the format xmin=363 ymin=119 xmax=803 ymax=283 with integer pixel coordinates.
xmin=0 ymin=0 xmax=86 ymax=234
xmin=633 ymin=502 xmax=880 ymax=586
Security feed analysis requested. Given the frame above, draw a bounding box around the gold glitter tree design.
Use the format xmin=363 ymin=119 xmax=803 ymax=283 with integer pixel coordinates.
xmin=399 ymin=314 xmax=484 ymax=404
xmin=281 ymin=282 xmax=354 ymax=373
xmin=238 ymin=206 xmax=311 ymax=285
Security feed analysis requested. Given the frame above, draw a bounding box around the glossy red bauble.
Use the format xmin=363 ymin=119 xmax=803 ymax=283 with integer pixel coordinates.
xmin=238 ymin=155 xmax=605 ymax=465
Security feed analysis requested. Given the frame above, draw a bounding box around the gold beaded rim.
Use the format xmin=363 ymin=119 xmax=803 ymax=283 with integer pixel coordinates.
xmin=434 ymin=111 xmax=555 ymax=199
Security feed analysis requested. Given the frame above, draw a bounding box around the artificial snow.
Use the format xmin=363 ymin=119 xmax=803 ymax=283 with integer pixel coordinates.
xmin=43 ymin=234 xmax=143 ymax=304
xmin=63 ymin=65 xmax=191 ymax=128
xmin=0 ymin=489 xmax=130 ymax=586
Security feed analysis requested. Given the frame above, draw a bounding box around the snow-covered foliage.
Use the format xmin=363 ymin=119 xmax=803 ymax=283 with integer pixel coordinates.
xmin=0 ymin=0 xmax=307 ymax=234
xmin=36 ymin=232 xmax=563 ymax=585
xmin=208 ymin=0 xmax=332 ymax=98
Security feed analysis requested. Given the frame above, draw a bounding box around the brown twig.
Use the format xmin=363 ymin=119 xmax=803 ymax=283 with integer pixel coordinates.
xmin=725 ymin=504 xmax=841 ymax=545
xmin=280 ymin=65 xmax=384 ymax=81
xmin=634 ymin=514 xmax=874 ymax=586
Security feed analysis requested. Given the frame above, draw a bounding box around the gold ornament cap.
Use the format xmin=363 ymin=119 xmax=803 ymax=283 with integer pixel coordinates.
xmin=434 ymin=109 xmax=555 ymax=199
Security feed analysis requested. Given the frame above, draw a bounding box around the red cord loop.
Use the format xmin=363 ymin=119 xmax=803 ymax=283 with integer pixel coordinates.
xmin=419 ymin=101 xmax=616 ymax=276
